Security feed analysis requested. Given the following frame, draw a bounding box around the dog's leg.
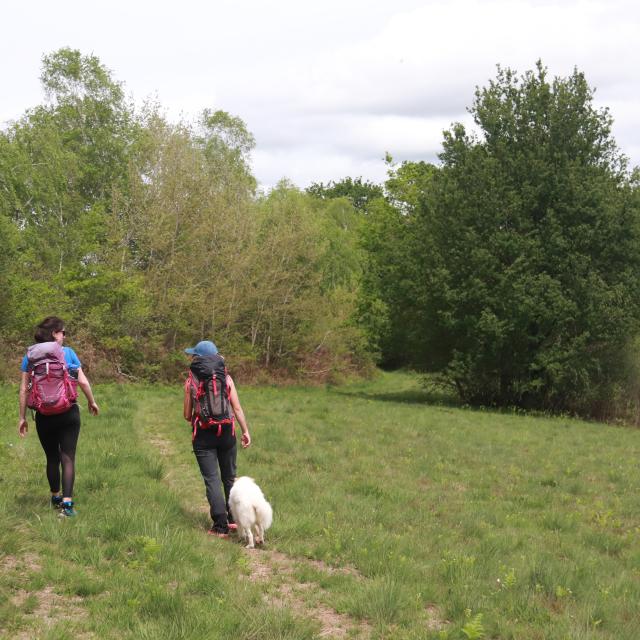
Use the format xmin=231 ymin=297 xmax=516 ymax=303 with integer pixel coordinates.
xmin=254 ymin=523 xmax=264 ymax=545
xmin=244 ymin=527 xmax=255 ymax=549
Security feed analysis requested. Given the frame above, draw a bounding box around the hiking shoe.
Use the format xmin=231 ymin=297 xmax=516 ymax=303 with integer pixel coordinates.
xmin=207 ymin=528 xmax=229 ymax=539
xmin=59 ymin=501 xmax=77 ymax=518
xmin=51 ymin=495 xmax=64 ymax=509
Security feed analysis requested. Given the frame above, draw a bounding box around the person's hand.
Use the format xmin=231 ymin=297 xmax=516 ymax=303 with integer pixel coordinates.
xmin=241 ymin=431 xmax=251 ymax=448
xmin=88 ymin=401 xmax=99 ymax=416
xmin=18 ymin=418 xmax=28 ymax=438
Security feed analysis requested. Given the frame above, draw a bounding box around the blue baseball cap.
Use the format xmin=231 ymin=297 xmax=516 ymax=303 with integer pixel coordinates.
xmin=184 ymin=340 xmax=218 ymax=356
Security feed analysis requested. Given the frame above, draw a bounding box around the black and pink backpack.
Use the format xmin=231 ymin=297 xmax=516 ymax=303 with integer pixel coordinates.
xmin=186 ymin=354 xmax=233 ymax=440
xmin=26 ymin=342 xmax=78 ymax=415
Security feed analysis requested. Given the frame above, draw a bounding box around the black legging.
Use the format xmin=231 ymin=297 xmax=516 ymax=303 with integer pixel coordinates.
xmin=35 ymin=404 xmax=81 ymax=498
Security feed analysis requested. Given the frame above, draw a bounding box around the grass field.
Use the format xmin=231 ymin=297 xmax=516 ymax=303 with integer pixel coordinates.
xmin=1 ymin=371 xmax=639 ymax=639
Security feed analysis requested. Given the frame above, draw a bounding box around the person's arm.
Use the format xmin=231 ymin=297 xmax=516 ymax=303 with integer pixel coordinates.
xmin=18 ymin=372 xmax=29 ymax=438
xmin=228 ymin=376 xmax=251 ymax=448
xmin=77 ymin=368 xmax=99 ymax=415
xmin=184 ymin=379 xmax=193 ymax=422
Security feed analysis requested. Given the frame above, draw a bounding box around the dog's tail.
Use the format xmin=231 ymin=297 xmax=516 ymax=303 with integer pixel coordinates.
xmin=255 ymin=500 xmax=273 ymax=530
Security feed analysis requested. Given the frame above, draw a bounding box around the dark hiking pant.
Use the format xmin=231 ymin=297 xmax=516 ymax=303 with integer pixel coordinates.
xmin=35 ymin=404 xmax=81 ymax=498
xmin=193 ymin=441 xmax=237 ymax=533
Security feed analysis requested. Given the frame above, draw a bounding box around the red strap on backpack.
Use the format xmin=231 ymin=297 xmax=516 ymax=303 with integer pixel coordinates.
xmin=187 ymin=372 xmax=234 ymax=441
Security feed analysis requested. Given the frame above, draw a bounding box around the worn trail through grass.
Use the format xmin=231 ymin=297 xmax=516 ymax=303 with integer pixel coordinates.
xmin=137 ymin=393 xmax=373 ymax=639
xmin=1 ymin=371 xmax=640 ymax=639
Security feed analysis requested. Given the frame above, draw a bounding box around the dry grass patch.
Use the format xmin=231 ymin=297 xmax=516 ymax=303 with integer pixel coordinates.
xmin=0 ymin=553 xmax=41 ymax=574
xmin=148 ymin=434 xmax=174 ymax=456
xmin=7 ymin=585 xmax=90 ymax=640
xmin=424 ymin=603 xmax=449 ymax=632
xmin=244 ymin=548 xmax=372 ymax=639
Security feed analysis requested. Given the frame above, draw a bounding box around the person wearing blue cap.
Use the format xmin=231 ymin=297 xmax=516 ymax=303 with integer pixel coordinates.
xmin=183 ymin=340 xmax=251 ymax=538
xmin=184 ymin=340 xmax=219 ymax=357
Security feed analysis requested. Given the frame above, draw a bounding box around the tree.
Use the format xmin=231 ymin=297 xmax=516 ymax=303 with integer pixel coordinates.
xmin=357 ymin=161 xmax=438 ymax=366
xmin=243 ymin=183 xmax=368 ymax=373
xmin=383 ymin=157 xmax=437 ymax=213
xmin=0 ymin=48 xmax=373 ymax=382
xmin=196 ymin=109 xmax=256 ymax=195
xmin=307 ymin=176 xmax=383 ymax=211
xmin=37 ymin=48 xmax=136 ymax=203
xmin=411 ymin=62 xmax=640 ymax=417
xmin=3 ymin=49 xmax=137 ymax=278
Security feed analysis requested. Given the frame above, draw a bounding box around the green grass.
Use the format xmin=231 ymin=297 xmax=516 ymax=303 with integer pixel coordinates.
xmin=1 ymin=371 xmax=640 ymax=639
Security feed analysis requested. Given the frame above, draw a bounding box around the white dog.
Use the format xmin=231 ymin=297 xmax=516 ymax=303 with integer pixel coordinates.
xmin=229 ymin=476 xmax=273 ymax=549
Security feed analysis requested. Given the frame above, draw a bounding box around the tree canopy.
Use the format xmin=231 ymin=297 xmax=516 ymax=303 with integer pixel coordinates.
xmin=359 ymin=62 xmax=640 ymax=418
xmin=3 ymin=52 xmax=640 ymax=419
xmin=0 ymin=49 xmax=370 ymax=383
xmin=307 ymin=176 xmax=384 ymax=211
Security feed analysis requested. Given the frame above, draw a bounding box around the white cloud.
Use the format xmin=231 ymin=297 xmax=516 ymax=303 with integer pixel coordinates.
xmin=1 ymin=0 xmax=639 ymax=188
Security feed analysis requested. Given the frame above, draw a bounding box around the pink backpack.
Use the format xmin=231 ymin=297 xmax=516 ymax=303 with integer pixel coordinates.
xmin=26 ymin=342 xmax=78 ymax=415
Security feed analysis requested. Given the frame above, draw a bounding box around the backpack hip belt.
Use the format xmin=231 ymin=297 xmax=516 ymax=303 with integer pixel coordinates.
xmin=191 ymin=416 xmax=235 ymax=442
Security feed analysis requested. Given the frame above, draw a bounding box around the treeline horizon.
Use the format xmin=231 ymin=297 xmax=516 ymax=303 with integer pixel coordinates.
xmin=2 ymin=50 xmax=640 ymax=421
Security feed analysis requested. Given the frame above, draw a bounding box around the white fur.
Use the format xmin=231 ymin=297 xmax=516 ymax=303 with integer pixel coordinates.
xmin=229 ymin=476 xmax=273 ymax=549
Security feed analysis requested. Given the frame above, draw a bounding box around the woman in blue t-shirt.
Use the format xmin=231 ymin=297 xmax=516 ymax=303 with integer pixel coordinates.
xmin=18 ymin=316 xmax=99 ymax=517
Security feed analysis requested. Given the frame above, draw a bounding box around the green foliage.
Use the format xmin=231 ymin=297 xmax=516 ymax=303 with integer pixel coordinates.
xmin=0 ymin=203 xmax=20 ymax=334
xmin=0 ymin=49 xmax=371 ymax=382
xmin=196 ymin=108 xmax=256 ymax=193
xmin=306 ymin=176 xmax=383 ymax=211
xmin=461 ymin=611 xmax=485 ymax=639
xmin=246 ymin=183 xmax=368 ymax=375
xmin=357 ymin=162 xmax=437 ymax=366
xmin=357 ymin=197 xmax=413 ymax=364
xmin=363 ymin=62 xmax=640 ymax=418
xmin=384 ymin=156 xmax=437 ymax=212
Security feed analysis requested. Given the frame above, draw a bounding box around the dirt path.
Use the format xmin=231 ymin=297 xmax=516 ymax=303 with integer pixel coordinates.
xmin=244 ymin=549 xmax=372 ymax=638
xmin=1 ymin=553 xmax=95 ymax=640
xmin=145 ymin=422 xmax=373 ymax=639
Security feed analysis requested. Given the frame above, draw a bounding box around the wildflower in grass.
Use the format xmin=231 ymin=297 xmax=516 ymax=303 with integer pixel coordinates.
xmin=498 ymin=567 xmax=516 ymax=590
xmin=555 ymin=585 xmax=572 ymax=599
xmin=599 ymin=585 xmax=610 ymax=598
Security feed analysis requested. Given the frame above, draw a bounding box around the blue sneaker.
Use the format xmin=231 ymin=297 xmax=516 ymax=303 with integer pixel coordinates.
xmin=51 ymin=495 xmax=64 ymax=509
xmin=59 ymin=501 xmax=77 ymax=518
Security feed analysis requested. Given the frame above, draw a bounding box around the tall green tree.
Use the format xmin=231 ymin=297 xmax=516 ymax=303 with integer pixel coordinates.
xmin=307 ymin=176 xmax=383 ymax=211
xmin=412 ymin=62 xmax=640 ymax=416
xmin=357 ymin=160 xmax=437 ymax=366
xmin=40 ymin=48 xmax=135 ymax=199
xmin=2 ymin=49 xmax=137 ymax=279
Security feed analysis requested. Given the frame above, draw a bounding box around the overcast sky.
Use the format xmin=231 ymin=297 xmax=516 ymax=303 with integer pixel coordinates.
xmin=1 ymin=0 xmax=639 ymax=189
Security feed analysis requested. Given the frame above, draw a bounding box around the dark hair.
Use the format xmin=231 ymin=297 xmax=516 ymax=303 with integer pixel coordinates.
xmin=34 ymin=316 xmax=65 ymax=343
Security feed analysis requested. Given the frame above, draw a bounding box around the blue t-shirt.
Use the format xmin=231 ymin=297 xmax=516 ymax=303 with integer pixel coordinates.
xmin=21 ymin=346 xmax=82 ymax=373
